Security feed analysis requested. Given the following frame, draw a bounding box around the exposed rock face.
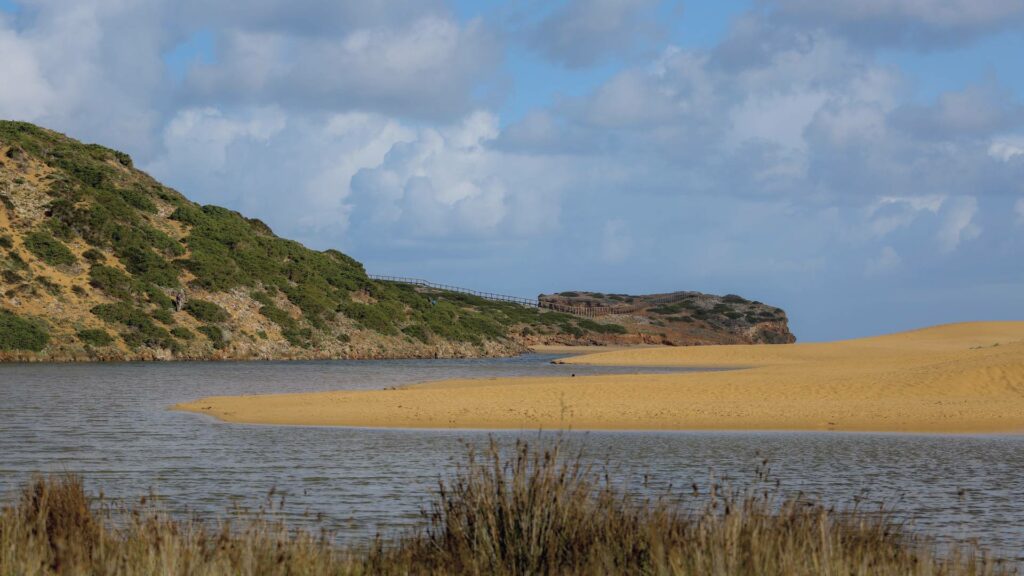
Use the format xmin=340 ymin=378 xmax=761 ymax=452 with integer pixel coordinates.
xmin=535 ymin=291 xmax=796 ymax=346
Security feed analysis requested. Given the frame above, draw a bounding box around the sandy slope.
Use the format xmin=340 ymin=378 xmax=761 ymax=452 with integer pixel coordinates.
xmin=175 ymin=322 xmax=1024 ymax=433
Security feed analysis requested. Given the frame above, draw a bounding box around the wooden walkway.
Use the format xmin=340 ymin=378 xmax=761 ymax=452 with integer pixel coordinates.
xmin=368 ymin=275 xmax=644 ymax=318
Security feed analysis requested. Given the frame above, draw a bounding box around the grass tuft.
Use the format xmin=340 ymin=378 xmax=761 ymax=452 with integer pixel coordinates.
xmin=0 ymin=442 xmax=1013 ymax=575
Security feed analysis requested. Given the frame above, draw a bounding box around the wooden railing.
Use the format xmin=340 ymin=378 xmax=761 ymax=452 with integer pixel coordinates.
xmin=368 ymin=275 xmax=538 ymax=307
xmin=368 ymin=274 xmax=646 ymax=318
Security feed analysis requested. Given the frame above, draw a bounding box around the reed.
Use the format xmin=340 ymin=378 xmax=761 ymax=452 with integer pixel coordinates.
xmin=0 ymin=441 xmax=1014 ymax=575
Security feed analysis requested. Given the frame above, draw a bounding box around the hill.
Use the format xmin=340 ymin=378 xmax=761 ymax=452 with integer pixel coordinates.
xmin=0 ymin=121 xmax=793 ymax=361
xmin=537 ymin=291 xmax=795 ymax=346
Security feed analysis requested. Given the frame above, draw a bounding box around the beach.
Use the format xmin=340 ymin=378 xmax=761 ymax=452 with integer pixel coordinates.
xmin=175 ymin=322 xmax=1024 ymax=434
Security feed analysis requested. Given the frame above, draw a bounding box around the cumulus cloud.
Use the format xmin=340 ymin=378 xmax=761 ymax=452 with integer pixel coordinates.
xmin=765 ymin=0 xmax=1024 ymax=47
xmin=185 ymin=16 xmax=501 ymax=119
xmin=145 ymin=108 xmax=415 ymax=245
xmin=348 ymin=111 xmax=564 ymax=243
xmin=529 ymin=0 xmax=664 ymax=67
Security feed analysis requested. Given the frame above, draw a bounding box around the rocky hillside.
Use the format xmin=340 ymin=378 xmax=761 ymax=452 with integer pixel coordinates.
xmin=537 ymin=291 xmax=795 ymax=346
xmin=0 ymin=122 xmax=635 ymax=361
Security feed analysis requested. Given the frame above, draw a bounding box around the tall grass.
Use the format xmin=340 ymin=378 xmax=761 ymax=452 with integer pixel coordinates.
xmin=1 ymin=442 xmax=1014 ymax=575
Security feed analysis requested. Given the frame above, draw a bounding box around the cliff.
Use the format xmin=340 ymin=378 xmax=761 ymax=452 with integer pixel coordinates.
xmin=535 ymin=291 xmax=795 ymax=346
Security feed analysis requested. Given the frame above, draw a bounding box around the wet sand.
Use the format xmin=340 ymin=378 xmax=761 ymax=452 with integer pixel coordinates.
xmin=175 ymin=322 xmax=1024 ymax=433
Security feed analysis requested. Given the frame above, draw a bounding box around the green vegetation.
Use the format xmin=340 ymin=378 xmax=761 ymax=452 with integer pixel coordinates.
xmin=1 ymin=120 xmax=665 ymax=358
xmin=0 ymin=443 xmax=1009 ymax=575
xmin=197 ymin=325 xmax=226 ymax=349
xmin=76 ymin=329 xmax=113 ymax=347
xmin=24 ymin=230 xmax=76 ymax=266
xmin=577 ymin=318 xmax=628 ymax=335
xmin=170 ymin=326 xmax=194 ymax=340
xmin=0 ymin=310 xmax=49 ymax=351
xmin=183 ymin=299 xmax=228 ymax=323
xmin=90 ymin=303 xmax=176 ymax=351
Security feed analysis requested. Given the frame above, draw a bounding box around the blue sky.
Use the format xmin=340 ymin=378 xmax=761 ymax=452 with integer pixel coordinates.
xmin=1 ymin=0 xmax=1023 ymax=341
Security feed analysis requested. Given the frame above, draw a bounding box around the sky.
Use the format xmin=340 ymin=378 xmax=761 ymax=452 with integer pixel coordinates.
xmin=1 ymin=0 xmax=1023 ymax=341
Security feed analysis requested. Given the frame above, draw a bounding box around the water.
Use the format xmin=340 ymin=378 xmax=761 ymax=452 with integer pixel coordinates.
xmin=1 ymin=356 xmax=1022 ymax=559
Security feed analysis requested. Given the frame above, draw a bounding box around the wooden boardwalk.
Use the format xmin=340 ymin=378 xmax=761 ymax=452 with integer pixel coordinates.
xmin=368 ymin=275 xmax=643 ymax=318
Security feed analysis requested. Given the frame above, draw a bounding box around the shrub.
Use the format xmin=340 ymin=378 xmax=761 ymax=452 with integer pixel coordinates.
xmin=0 ymin=235 xmax=11 ymax=249
xmin=170 ymin=326 xmax=194 ymax=340
xmin=402 ymin=323 xmax=431 ymax=344
xmin=0 ymin=310 xmax=49 ymax=351
xmin=76 ymin=329 xmax=113 ymax=347
xmin=577 ymin=319 xmax=628 ymax=335
xmin=88 ymin=265 xmax=135 ymax=300
xmin=184 ymin=300 xmax=229 ymax=323
xmin=24 ymin=230 xmax=76 ymax=266
xmin=560 ymin=324 xmax=584 ymax=338
xmin=258 ymin=304 xmax=311 ymax=347
xmin=342 ymin=301 xmax=399 ymax=335
xmin=151 ymin=307 xmax=174 ymax=325
xmin=81 ymin=248 xmax=105 ymax=263
xmin=91 ymin=302 xmax=176 ymax=351
xmin=197 ymin=325 xmax=226 ymax=349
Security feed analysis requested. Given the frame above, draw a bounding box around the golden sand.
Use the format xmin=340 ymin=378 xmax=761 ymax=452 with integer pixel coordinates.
xmin=175 ymin=322 xmax=1024 ymax=434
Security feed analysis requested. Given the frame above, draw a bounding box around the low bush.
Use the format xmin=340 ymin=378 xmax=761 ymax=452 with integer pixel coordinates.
xmin=0 ymin=310 xmax=49 ymax=351
xmin=577 ymin=319 xmax=628 ymax=335
xmin=197 ymin=325 xmax=226 ymax=349
xmin=184 ymin=300 xmax=229 ymax=323
xmin=402 ymin=323 xmax=431 ymax=344
xmin=90 ymin=303 xmax=176 ymax=351
xmin=24 ymin=231 xmax=76 ymax=266
xmin=76 ymin=329 xmax=113 ymax=347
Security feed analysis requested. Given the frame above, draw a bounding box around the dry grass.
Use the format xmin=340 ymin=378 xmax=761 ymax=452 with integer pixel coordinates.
xmin=1 ymin=442 xmax=1015 ymax=575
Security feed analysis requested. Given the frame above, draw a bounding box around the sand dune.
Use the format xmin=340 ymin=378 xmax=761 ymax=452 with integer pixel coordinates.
xmin=175 ymin=322 xmax=1024 ymax=433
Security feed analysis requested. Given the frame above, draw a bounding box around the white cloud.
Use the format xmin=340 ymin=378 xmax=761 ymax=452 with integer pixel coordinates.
xmin=150 ymin=107 xmax=287 ymax=176
xmin=0 ymin=24 xmax=57 ymax=120
xmin=865 ymin=245 xmax=902 ymax=276
xmin=866 ymin=195 xmax=945 ymax=238
xmin=348 ymin=111 xmax=564 ymax=242
xmin=185 ymin=16 xmax=500 ymax=119
xmin=989 ymin=138 xmax=1024 ymax=162
xmin=937 ymin=195 xmax=981 ymax=252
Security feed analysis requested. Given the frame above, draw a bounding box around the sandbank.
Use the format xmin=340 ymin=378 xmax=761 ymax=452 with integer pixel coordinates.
xmin=175 ymin=322 xmax=1024 ymax=434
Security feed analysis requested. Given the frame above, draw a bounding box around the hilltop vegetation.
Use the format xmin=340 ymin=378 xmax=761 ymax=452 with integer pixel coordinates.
xmin=0 ymin=121 xmax=618 ymax=361
xmin=538 ymin=291 xmax=795 ymax=346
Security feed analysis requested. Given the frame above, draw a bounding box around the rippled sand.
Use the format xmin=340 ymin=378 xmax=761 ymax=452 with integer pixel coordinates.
xmin=175 ymin=322 xmax=1024 ymax=433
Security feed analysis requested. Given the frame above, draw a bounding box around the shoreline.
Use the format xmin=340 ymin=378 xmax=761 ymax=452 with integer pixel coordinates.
xmin=175 ymin=321 xmax=1024 ymax=434
xmin=0 ymin=344 xmax=621 ymax=365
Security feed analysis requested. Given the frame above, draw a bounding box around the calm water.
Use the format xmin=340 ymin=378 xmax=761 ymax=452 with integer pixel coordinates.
xmin=1 ymin=356 xmax=1022 ymax=559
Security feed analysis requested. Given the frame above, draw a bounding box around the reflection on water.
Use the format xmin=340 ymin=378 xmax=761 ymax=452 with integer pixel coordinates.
xmin=0 ymin=356 xmax=1021 ymax=558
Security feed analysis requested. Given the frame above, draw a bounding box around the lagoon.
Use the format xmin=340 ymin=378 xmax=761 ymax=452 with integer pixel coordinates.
xmin=1 ymin=356 xmax=1021 ymax=558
